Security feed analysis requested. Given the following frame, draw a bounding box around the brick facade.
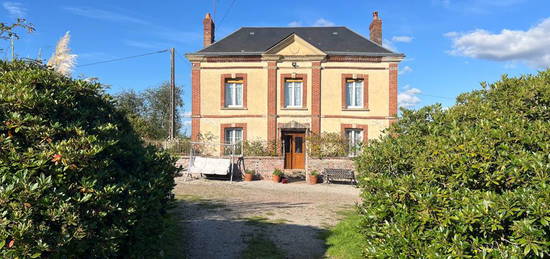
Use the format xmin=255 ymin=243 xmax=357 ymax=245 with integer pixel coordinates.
xmin=191 ymin=62 xmax=201 ymax=141
xmin=267 ymin=61 xmax=278 ymax=142
xmin=311 ymin=61 xmax=321 ymax=134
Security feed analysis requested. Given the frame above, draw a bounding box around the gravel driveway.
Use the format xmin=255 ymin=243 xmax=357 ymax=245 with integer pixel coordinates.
xmin=172 ymin=177 xmax=361 ymax=259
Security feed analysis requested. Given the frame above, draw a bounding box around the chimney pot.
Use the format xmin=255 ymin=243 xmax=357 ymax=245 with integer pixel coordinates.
xmin=369 ymin=11 xmax=382 ymax=45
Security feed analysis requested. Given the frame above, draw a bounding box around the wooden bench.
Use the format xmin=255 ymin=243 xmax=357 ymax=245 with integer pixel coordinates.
xmin=323 ymin=168 xmax=357 ymax=185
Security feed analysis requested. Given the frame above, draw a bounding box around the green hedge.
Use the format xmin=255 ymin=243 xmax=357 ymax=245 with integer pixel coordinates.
xmin=0 ymin=60 xmax=177 ymax=258
xmin=356 ymin=71 xmax=550 ymax=257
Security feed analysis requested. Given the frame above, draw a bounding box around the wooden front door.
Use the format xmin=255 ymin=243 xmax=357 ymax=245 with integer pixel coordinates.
xmin=283 ymin=132 xmax=305 ymax=169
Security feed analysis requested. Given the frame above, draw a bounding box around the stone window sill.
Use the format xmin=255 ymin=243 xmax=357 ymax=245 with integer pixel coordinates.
xmin=221 ymin=107 xmax=247 ymax=110
xmin=280 ymin=107 xmax=308 ymax=111
xmin=342 ymin=108 xmax=370 ymax=111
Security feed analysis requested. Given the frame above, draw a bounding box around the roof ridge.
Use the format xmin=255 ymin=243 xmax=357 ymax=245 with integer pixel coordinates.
xmin=241 ymin=26 xmax=347 ymax=29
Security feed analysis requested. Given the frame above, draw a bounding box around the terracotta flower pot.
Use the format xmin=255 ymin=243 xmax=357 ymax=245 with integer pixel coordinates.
xmin=244 ymin=173 xmax=254 ymax=182
xmin=272 ymin=175 xmax=281 ymax=183
xmin=308 ymin=175 xmax=318 ymax=185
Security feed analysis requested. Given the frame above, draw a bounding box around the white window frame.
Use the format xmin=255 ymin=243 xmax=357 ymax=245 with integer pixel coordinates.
xmin=284 ymin=80 xmax=303 ymax=108
xmin=346 ymin=80 xmax=364 ymax=108
xmin=346 ymin=129 xmax=363 ymax=157
xmin=224 ymin=128 xmax=243 ymax=155
xmin=225 ymin=80 xmax=243 ymax=108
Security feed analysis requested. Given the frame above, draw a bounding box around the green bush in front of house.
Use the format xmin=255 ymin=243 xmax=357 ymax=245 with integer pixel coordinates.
xmin=355 ymin=70 xmax=550 ymax=257
xmin=0 ymin=60 xmax=177 ymax=258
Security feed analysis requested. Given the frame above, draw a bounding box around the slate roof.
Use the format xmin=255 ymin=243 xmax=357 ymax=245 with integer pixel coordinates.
xmin=190 ymin=27 xmax=403 ymax=57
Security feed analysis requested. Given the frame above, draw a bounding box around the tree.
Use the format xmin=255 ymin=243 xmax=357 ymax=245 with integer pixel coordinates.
xmin=0 ymin=18 xmax=34 ymax=41
xmin=355 ymin=70 xmax=550 ymax=257
xmin=114 ymin=82 xmax=184 ymax=140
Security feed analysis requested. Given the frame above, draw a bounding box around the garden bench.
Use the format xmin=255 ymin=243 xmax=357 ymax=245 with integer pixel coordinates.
xmin=323 ymin=168 xmax=357 ymax=185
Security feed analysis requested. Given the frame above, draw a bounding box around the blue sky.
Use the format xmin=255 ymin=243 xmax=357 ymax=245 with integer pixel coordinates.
xmin=2 ymin=0 xmax=549 ymax=134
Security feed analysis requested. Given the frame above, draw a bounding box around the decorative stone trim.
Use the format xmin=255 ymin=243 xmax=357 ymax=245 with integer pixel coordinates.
xmin=191 ymin=62 xmax=201 ymax=141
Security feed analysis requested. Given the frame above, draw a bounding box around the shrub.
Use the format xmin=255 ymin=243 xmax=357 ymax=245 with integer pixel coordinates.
xmin=243 ymin=139 xmax=278 ymax=156
xmin=306 ymin=132 xmax=348 ymax=158
xmin=0 ymin=60 xmax=177 ymax=258
xmin=245 ymin=169 xmax=255 ymax=175
xmin=356 ymin=71 xmax=550 ymax=257
xmin=309 ymin=170 xmax=319 ymax=176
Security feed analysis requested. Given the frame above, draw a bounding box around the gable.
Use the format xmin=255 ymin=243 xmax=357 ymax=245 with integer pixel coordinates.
xmin=265 ymin=34 xmax=326 ymax=56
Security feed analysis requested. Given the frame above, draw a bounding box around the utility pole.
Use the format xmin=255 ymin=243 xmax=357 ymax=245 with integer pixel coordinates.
xmin=169 ymin=48 xmax=176 ymax=140
xmin=10 ymin=36 xmax=15 ymax=61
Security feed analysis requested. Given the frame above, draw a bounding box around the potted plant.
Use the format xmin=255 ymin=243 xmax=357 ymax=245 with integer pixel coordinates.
xmin=308 ymin=170 xmax=319 ymax=185
xmin=272 ymin=169 xmax=283 ymax=183
xmin=244 ymin=170 xmax=255 ymax=182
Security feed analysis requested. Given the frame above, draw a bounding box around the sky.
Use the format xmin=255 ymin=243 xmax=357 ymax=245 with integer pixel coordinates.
xmin=2 ymin=0 xmax=550 ymax=135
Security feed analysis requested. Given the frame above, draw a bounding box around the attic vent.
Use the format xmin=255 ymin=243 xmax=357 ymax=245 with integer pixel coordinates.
xmin=332 ymin=31 xmax=338 ymax=35
xmin=249 ymin=32 xmax=255 ymax=35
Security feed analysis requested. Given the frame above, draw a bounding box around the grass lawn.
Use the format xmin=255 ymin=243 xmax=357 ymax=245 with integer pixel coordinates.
xmin=322 ymin=210 xmax=365 ymax=259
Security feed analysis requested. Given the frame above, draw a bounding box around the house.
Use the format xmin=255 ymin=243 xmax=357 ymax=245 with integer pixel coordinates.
xmin=185 ymin=12 xmax=404 ymax=170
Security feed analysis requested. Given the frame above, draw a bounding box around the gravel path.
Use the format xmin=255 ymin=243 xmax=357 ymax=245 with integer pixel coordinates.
xmin=172 ymin=177 xmax=361 ymax=259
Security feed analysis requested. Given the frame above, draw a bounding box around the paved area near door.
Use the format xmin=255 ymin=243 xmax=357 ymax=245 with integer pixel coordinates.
xmin=172 ymin=177 xmax=361 ymax=259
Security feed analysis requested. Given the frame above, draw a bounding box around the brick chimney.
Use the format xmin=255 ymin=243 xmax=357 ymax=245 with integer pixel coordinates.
xmin=369 ymin=11 xmax=382 ymax=45
xmin=203 ymin=13 xmax=215 ymax=48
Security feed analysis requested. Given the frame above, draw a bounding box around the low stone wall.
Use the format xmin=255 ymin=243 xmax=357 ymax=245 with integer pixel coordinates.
xmin=177 ymin=156 xmax=356 ymax=180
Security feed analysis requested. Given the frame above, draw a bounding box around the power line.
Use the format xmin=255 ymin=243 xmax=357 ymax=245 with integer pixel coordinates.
xmin=218 ymin=0 xmax=237 ymax=28
xmin=77 ymin=49 xmax=169 ymax=67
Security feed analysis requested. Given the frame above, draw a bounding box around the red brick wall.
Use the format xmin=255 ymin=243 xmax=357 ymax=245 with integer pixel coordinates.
xmin=267 ymin=61 xmax=277 ymax=142
xmin=191 ymin=62 xmax=201 ymax=141
xmin=176 ymin=156 xmax=355 ymax=180
xmin=311 ymin=61 xmax=321 ymax=134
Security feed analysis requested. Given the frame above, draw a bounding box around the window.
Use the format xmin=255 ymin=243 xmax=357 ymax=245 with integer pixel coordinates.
xmin=346 ymin=79 xmax=364 ymax=108
xmin=224 ymin=79 xmax=243 ymax=107
xmin=224 ymin=128 xmax=243 ymax=155
xmin=284 ymin=80 xmax=303 ymax=107
xmin=345 ymin=129 xmax=363 ymax=156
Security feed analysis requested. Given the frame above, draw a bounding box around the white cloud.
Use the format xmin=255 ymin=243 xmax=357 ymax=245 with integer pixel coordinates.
xmin=64 ymin=7 xmax=148 ymax=24
xmin=288 ymin=18 xmax=335 ymax=27
xmin=312 ymin=18 xmax=335 ymax=27
xmin=392 ymin=36 xmax=413 ymax=43
xmin=399 ymin=65 xmax=413 ymax=75
xmin=446 ymin=17 xmax=550 ymax=68
xmin=3 ymin=1 xmax=26 ymax=18
xmin=398 ymin=86 xmax=422 ymax=108
xmin=288 ymin=21 xmax=302 ymax=27
xmin=382 ymin=39 xmax=397 ymax=52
